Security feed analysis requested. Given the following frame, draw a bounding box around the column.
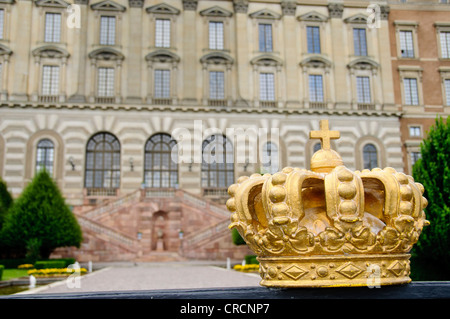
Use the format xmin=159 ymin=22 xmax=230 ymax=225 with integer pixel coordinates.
xmin=281 ymin=0 xmax=299 ymax=107
xmin=181 ymin=0 xmax=198 ymax=105
xmin=11 ymin=0 xmax=33 ymax=101
xmin=126 ymin=0 xmax=144 ymax=103
xmin=233 ymin=0 xmax=251 ymax=107
xmin=328 ymin=3 xmax=347 ymax=109
xmin=70 ymin=0 xmax=89 ymax=102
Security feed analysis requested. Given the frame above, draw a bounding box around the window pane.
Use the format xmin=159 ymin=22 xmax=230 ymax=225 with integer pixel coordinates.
xmin=259 ymin=24 xmax=272 ymax=52
xmin=97 ymin=67 xmax=115 ymax=97
xmin=356 ymin=76 xmax=371 ymax=103
xmin=363 ymin=144 xmax=378 ymax=170
xmin=209 ymin=71 xmax=225 ymax=99
xmin=440 ymin=32 xmax=450 ymax=58
xmin=144 ymin=133 xmax=178 ymax=188
xmin=445 ymin=79 xmax=450 ymax=106
xmin=154 ymin=69 xmax=171 ymax=98
xmin=209 ymin=21 xmax=224 ymax=50
xmin=100 ymin=16 xmax=115 ymax=45
xmin=85 ymin=132 xmax=121 ymax=190
xmin=404 ymin=78 xmax=419 ymax=105
xmin=307 ymin=26 xmax=320 ymax=54
xmin=353 ymin=28 xmax=367 ymax=56
xmin=36 ymin=139 xmax=54 ymax=175
xmin=155 ymin=19 xmax=170 ymax=48
xmin=42 ymin=66 xmax=60 ymax=96
xmin=309 ymin=75 xmax=324 ymax=102
xmin=261 ymin=142 xmax=279 ymax=174
xmin=399 ymin=31 xmax=414 ymax=58
xmin=201 ymin=135 xmax=234 ymax=188
xmin=260 ymin=73 xmax=275 ymax=101
xmin=0 ymin=10 xmax=4 ymax=40
xmin=45 ymin=13 xmax=61 ymax=43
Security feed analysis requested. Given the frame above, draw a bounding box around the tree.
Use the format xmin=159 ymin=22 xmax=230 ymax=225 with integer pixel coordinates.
xmin=0 ymin=177 xmax=13 ymax=229
xmin=1 ymin=170 xmax=82 ymax=259
xmin=412 ymin=116 xmax=450 ymax=279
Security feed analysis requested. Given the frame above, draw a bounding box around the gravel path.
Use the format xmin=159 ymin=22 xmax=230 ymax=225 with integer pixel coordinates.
xmin=17 ymin=262 xmax=261 ymax=295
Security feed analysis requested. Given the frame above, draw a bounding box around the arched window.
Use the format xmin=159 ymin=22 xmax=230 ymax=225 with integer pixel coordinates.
xmin=144 ymin=133 xmax=178 ymax=188
xmin=313 ymin=142 xmax=321 ymax=153
xmin=201 ymin=134 xmax=234 ymax=189
xmin=85 ymin=132 xmax=120 ymax=193
xmin=363 ymin=144 xmax=378 ymax=170
xmin=36 ymin=139 xmax=54 ymax=175
xmin=261 ymin=142 xmax=279 ymax=174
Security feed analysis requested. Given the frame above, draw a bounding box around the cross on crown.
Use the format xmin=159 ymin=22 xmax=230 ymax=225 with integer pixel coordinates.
xmin=309 ymin=120 xmax=340 ymax=150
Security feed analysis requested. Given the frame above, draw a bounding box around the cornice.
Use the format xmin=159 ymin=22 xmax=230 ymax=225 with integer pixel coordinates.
xmin=0 ymin=102 xmax=403 ymax=118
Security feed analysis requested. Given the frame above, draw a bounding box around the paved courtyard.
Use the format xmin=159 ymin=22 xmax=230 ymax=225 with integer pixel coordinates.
xmin=17 ymin=261 xmax=261 ymax=295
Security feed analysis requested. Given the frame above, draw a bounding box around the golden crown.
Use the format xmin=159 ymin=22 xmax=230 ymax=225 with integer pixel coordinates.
xmin=227 ymin=120 xmax=429 ymax=288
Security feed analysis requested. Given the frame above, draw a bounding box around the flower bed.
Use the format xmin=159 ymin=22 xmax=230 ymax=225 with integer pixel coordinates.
xmin=233 ymin=264 xmax=259 ymax=272
xmin=28 ymin=268 xmax=87 ymax=277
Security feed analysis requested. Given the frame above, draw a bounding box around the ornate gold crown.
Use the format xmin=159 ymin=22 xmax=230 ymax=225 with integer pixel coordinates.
xmin=227 ymin=120 xmax=429 ymax=288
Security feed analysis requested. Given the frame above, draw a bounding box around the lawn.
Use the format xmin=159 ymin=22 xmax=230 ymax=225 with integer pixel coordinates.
xmin=1 ymin=269 xmax=29 ymax=281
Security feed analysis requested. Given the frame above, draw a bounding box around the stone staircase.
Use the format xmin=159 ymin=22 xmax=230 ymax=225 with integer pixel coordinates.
xmin=61 ymin=188 xmax=250 ymax=262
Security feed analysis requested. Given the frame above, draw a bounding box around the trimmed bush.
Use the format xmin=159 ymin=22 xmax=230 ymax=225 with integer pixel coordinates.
xmin=0 ymin=265 xmax=4 ymax=281
xmin=38 ymin=258 xmax=76 ymax=268
xmin=231 ymin=228 xmax=246 ymax=246
xmin=34 ymin=260 xmax=66 ymax=269
xmin=244 ymin=255 xmax=259 ymax=265
xmin=0 ymin=259 xmax=33 ymax=269
xmin=412 ymin=116 xmax=450 ymax=280
xmin=1 ymin=170 xmax=82 ymax=259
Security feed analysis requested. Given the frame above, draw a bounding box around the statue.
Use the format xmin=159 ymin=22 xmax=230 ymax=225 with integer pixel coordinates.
xmin=227 ymin=120 xmax=429 ymax=287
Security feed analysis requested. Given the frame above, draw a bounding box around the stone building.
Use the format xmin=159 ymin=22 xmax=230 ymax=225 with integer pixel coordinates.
xmin=388 ymin=0 xmax=450 ymax=175
xmin=0 ymin=0 xmax=413 ymax=261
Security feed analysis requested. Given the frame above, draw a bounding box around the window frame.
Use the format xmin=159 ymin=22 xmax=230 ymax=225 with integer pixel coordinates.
xmin=394 ymin=21 xmax=419 ymax=59
xmin=84 ymin=132 xmax=121 ymax=192
xmin=208 ymin=20 xmax=224 ymax=50
xmin=99 ymin=15 xmax=116 ymax=46
xmin=362 ymin=143 xmax=378 ymax=170
xmin=143 ymin=133 xmax=178 ymax=189
xmin=353 ymin=28 xmax=368 ymax=57
xmin=258 ymin=23 xmax=273 ymax=53
xmin=308 ymin=74 xmax=324 ymax=103
xmin=35 ymin=138 xmax=55 ymax=176
xmin=306 ymin=26 xmax=321 ymax=54
xmin=201 ymin=134 xmax=234 ymax=189
xmin=96 ymin=66 xmax=115 ymax=97
xmin=41 ymin=65 xmax=60 ymax=96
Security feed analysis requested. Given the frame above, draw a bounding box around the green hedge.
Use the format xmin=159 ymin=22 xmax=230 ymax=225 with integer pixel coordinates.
xmin=37 ymin=258 xmax=76 ymax=268
xmin=0 ymin=265 xmax=4 ymax=281
xmin=34 ymin=260 xmax=66 ymax=269
xmin=244 ymin=255 xmax=259 ymax=265
xmin=0 ymin=259 xmax=32 ymax=269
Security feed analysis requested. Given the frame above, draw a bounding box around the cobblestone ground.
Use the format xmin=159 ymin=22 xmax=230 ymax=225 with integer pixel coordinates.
xmin=18 ymin=262 xmax=261 ymax=295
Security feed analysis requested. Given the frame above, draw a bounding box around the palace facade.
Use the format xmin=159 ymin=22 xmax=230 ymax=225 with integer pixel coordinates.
xmin=0 ymin=0 xmax=446 ymax=261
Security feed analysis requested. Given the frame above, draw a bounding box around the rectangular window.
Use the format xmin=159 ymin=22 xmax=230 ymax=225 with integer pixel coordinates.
xmin=308 ymin=75 xmax=324 ymax=102
xmin=0 ymin=9 xmax=4 ymax=40
xmin=209 ymin=71 xmax=225 ymax=100
xmin=100 ymin=16 xmax=116 ymax=45
xmin=41 ymin=65 xmax=60 ymax=96
xmin=440 ymin=31 xmax=450 ymax=58
xmin=356 ymin=76 xmax=371 ymax=103
xmin=259 ymin=23 xmax=273 ymax=52
xmin=399 ymin=30 xmax=414 ymax=58
xmin=209 ymin=21 xmax=224 ymax=50
xmin=353 ymin=28 xmax=367 ymax=56
xmin=154 ymin=69 xmax=171 ymax=98
xmin=404 ymin=78 xmax=419 ymax=105
xmin=307 ymin=26 xmax=321 ymax=54
xmin=410 ymin=152 xmax=421 ymax=166
xmin=260 ymin=73 xmax=275 ymax=101
xmin=155 ymin=19 xmax=170 ymax=48
xmin=445 ymin=79 xmax=450 ymax=106
xmin=97 ymin=67 xmax=115 ymax=97
xmin=409 ymin=126 xmax=421 ymax=137
xmin=44 ymin=13 xmax=61 ymax=43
